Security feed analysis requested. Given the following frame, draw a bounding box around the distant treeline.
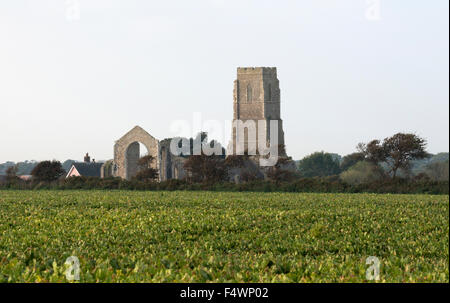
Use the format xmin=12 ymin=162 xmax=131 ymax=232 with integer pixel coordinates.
xmin=1 ymin=133 xmax=448 ymax=195
xmin=1 ymin=152 xmax=448 ymax=180
xmin=0 ymin=160 xmax=75 ymax=176
xmin=1 ymin=176 xmax=448 ymax=195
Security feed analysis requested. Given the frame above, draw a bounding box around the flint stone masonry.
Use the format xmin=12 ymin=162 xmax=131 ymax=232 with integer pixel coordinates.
xmin=159 ymin=138 xmax=187 ymax=181
xmin=112 ymin=127 xmax=187 ymax=181
xmin=113 ymin=126 xmax=159 ymax=180
xmin=231 ymin=67 xmax=286 ymax=156
xmin=110 ymin=66 xmax=294 ymax=182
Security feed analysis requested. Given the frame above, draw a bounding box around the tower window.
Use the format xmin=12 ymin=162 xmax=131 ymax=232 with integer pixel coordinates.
xmin=267 ymin=84 xmax=272 ymax=101
xmin=247 ymin=84 xmax=252 ymax=103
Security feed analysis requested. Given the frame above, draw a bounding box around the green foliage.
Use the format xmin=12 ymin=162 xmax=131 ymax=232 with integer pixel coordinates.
xmin=184 ymin=155 xmax=227 ymax=183
xmin=0 ymin=162 xmax=15 ymax=175
xmin=340 ymin=161 xmax=385 ymax=185
xmin=134 ymin=155 xmax=158 ymax=182
xmin=0 ymin=190 xmax=448 ymax=282
xmin=340 ymin=153 xmax=365 ymax=172
xmin=359 ymin=133 xmax=429 ymax=178
xmin=298 ymin=152 xmax=341 ymax=177
xmin=31 ymin=161 xmax=65 ymax=182
xmin=223 ymin=155 xmax=246 ymax=168
xmin=13 ymin=161 xmax=38 ymax=175
xmin=0 ymin=175 xmax=448 ymax=194
xmin=425 ymin=161 xmax=449 ymax=181
xmin=138 ymin=155 xmax=156 ymax=168
xmin=430 ymin=152 xmax=449 ymax=163
xmin=266 ymin=157 xmax=298 ymax=183
xmin=133 ymin=169 xmax=159 ymax=182
xmin=5 ymin=166 xmax=17 ymax=179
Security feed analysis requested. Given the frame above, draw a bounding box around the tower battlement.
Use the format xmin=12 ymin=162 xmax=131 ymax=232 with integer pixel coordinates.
xmin=237 ymin=67 xmax=277 ymax=76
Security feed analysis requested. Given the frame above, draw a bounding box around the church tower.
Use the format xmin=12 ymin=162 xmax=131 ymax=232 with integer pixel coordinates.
xmin=230 ymin=67 xmax=286 ymax=156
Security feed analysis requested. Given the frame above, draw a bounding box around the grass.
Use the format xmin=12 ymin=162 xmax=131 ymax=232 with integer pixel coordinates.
xmin=0 ymin=190 xmax=448 ymax=282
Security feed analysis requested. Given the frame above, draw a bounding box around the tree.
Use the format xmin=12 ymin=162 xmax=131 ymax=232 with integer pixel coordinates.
xmin=0 ymin=162 xmax=15 ymax=175
xmin=359 ymin=133 xmax=429 ymax=178
xmin=182 ymin=132 xmax=228 ymax=183
xmin=31 ymin=161 xmax=65 ymax=182
xmin=14 ymin=161 xmax=38 ymax=175
xmin=340 ymin=161 xmax=385 ymax=185
xmin=340 ymin=152 xmax=365 ymax=172
xmin=5 ymin=166 xmax=18 ymax=182
xmin=360 ymin=133 xmax=429 ymax=178
xmin=134 ymin=155 xmax=159 ymax=182
xmin=357 ymin=140 xmax=387 ymax=164
xmin=425 ymin=161 xmax=449 ymax=181
xmin=138 ymin=155 xmax=156 ymax=168
xmin=266 ymin=157 xmax=296 ymax=182
xmin=383 ymin=133 xmax=429 ymax=178
xmin=134 ymin=169 xmax=159 ymax=182
xmin=183 ymin=154 xmax=226 ymax=183
xmin=297 ymin=152 xmax=341 ymax=178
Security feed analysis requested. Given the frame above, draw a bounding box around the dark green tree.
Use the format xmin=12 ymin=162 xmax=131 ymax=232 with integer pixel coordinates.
xmin=340 ymin=152 xmax=365 ymax=171
xmin=31 ymin=161 xmax=65 ymax=182
xmin=134 ymin=155 xmax=159 ymax=182
xmin=5 ymin=166 xmax=18 ymax=182
xmin=297 ymin=152 xmax=341 ymax=177
xmin=359 ymin=133 xmax=429 ymax=178
xmin=183 ymin=154 xmax=226 ymax=183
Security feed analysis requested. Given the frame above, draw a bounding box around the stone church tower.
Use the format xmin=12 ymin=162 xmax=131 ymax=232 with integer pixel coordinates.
xmin=230 ymin=67 xmax=286 ymax=156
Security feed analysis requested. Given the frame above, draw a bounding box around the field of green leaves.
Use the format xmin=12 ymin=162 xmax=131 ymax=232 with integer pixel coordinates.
xmin=0 ymin=190 xmax=448 ymax=282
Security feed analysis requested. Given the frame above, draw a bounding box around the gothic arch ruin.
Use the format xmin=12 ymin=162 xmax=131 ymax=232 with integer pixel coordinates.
xmin=106 ymin=67 xmax=293 ymax=182
xmin=113 ymin=126 xmax=159 ymax=180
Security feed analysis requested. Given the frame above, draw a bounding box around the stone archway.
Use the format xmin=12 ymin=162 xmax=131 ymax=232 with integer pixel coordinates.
xmin=113 ymin=126 xmax=159 ymax=180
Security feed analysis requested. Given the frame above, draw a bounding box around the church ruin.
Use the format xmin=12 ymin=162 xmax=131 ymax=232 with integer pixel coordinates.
xmin=103 ymin=67 xmax=294 ymax=181
xmin=101 ymin=126 xmax=187 ymax=181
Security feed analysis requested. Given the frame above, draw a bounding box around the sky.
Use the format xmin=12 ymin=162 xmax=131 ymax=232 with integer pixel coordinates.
xmin=0 ymin=0 xmax=448 ymax=162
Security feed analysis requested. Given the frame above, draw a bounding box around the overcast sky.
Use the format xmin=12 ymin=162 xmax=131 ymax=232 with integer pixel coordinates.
xmin=0 ymin=0 xmax=448 ymax=162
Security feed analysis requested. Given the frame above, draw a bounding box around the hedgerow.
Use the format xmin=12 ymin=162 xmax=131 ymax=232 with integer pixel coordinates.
xmin=1 ymin=176 xmax=448 ymax=195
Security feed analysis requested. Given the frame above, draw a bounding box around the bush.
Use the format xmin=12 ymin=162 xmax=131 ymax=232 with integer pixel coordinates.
xmin=340 ymin=152 xmax=365 ymax=172
xmin=425 ymin=161 xmax=449 ymax=181
xmin=133 ymin=168 xmax=159 ymax=182
xmin=340 ymin=161 xmax=385 ymax=185
xmin=184 ymin=155 xmax=227 ymax=183
xmin=298 ymin=152 xmax=341 ymax=177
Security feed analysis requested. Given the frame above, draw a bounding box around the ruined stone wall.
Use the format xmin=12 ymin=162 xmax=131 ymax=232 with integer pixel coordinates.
xmin=100 ymin=160 xmax=115 ymax=178
xmin=110 ymin=67 xmax=291 ymax=182
xmin=113 ymin=126 xmax=159 ymax=180
xmin=172 ymin=157 xmax=187 ymax=180
xmin=158 ymin=138 xmax=187 ymax=181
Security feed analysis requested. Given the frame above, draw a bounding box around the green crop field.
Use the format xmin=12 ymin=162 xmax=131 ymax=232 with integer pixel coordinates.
xmin=0 ymin=190 xmax=448 ymax=283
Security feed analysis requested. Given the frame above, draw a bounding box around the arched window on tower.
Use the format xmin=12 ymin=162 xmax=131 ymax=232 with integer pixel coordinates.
xmin=247 ymin=84 xmax=252 ymax=103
